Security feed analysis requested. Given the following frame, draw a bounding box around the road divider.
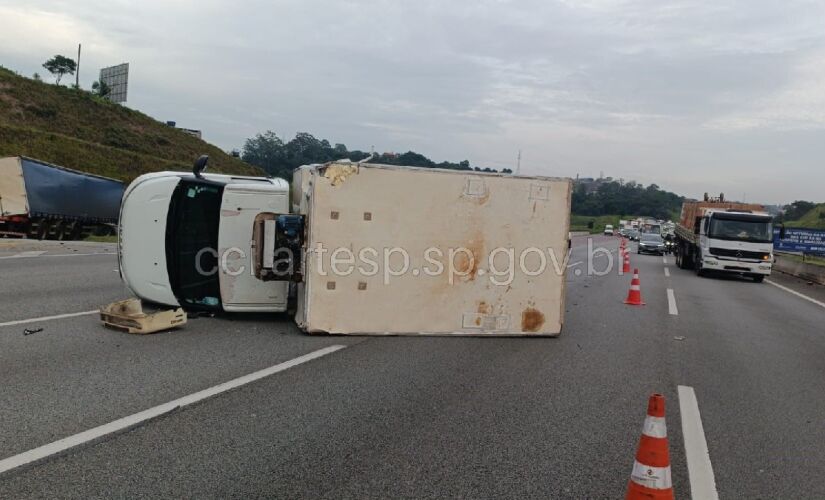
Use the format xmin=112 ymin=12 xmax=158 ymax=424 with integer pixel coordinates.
xmin=0 ymin=345 xmax=347 ymax=475
xmin=677 ymin=385 xmax=719 ymax=500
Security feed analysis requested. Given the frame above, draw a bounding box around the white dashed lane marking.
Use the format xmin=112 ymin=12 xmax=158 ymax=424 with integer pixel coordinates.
xmin=678 ymin=386 xmax=720 ymax=500
xmin=667 ymin=288 xmax=678 ymax=315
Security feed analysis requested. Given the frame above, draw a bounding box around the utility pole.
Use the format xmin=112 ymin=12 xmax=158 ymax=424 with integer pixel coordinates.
xmin=516 ymin=149 xmax=521 ymax=175
xmin=76 ymin=43 xmax=81 ymax=88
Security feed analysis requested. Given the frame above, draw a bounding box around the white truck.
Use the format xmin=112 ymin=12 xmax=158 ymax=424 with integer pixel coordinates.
xmin=118 ymin=156 xmax=572 ymax=335
xmin=673 ymin=194 xmax=774 ymax=282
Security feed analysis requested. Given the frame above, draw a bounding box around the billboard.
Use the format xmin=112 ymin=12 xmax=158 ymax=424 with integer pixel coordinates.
xmin=774 ymin=227 xmax=825 ymax=255
xmin=99 ymin=63 xmax=129 ymax=103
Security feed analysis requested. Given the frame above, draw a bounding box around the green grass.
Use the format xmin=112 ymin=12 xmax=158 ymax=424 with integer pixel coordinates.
xmin=84 ymin=234 xmax=118 ymax=243
xmin=786 ymin=203 xmax=825 ymax=230
xmin=570 ymin=214 xmax=641 ymax=234
xmin=781 ymin=253 xmax=825 ymax=268
xmin=0 ymin=66 xmax=262 ymax=182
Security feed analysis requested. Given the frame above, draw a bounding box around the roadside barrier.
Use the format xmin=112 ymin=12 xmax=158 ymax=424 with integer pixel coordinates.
xmin=626 ymin=394 xmax=674 ymax=499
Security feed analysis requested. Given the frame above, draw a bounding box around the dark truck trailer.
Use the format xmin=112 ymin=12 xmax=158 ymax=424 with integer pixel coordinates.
xmin=0 ymin=156 xmax=125 ymax=240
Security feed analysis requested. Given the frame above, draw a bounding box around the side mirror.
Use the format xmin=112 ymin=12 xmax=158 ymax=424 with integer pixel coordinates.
xmin=193 ymin=155 xmax=209 ymax=179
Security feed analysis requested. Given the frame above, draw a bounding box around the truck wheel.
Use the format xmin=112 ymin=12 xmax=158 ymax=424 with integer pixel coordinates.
xmin=695 ymin=257 xmax=705 ymax=277
xmin=37 ymin=220 xmax=51 ymax=240
xmin=753 ymin=275 xmax=765 ymax=283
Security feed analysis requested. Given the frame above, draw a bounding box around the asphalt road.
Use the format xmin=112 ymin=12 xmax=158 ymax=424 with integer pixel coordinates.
xmin=1 ymin=236 xmax=825 ymax=498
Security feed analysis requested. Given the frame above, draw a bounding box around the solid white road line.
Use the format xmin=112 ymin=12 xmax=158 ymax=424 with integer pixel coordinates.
xmin=41 ymin=253 xmax=115 ymax=258
xmin=678 ymin=385 xmax=720 ymax=500
xmin=664 ymin=267 xmax=670 ymax=277
xmin=0 ymin=252 xmax=114 ymax=260
xmin=0 ymin=251 xmax=46 ymax=259
xmin=0 ymin=310 xmax=99 ymax=328
xmin=0 ymin=345 xmax=347 ymax=475
xmin=765 ymin=279 xmax=825 ymax=309
xmin=667 ymin=288 xmax=678 ymax=315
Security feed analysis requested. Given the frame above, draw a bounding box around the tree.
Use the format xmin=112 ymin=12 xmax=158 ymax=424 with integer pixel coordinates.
xmin=32 ymin=72 xmax=42 ymax=81
xmin=782 ymin=200 xmax=816 ymax=221
xmin=242 ymin=131 xmax=288 ymax=178
xmin=91 ymin=80 xmax=111 ymax=98
xmin=42 ymin=55 xmax=77 ymax=85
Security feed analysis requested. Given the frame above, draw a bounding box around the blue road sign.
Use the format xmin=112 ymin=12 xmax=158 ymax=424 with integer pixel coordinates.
xmin=774 ymin=227 xmax=825 ymax=255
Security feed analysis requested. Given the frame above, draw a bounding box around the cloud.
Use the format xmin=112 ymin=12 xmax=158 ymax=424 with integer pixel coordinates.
xmin=2 ymin=0 xmax=825 ymax=202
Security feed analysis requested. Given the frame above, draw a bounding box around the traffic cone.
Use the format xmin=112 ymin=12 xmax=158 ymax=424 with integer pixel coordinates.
xmin=626 ymin=394 xmax=674 ymax=500
xmin=622 ymin=252 xmax=631 ymax=274
xmin=624 ymin=269 xmax=645 ymax=305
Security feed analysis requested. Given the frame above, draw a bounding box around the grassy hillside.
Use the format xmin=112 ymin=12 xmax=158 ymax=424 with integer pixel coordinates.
xmin=0 ymin=66 xmax=261 ymax=181
xmin=787 ymin=203 xmax=825 ymax=229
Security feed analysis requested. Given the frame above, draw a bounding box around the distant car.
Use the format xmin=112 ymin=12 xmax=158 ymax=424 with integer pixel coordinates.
xmin=619 ymin=228 xmax=629 ymax=237
xmin=638 ymin=233 xmax=665 ymax=255
xmin=627 ymin=229 xmax=640 ymax=241
xmin=604 ymin=224 xmax=614 ymax=236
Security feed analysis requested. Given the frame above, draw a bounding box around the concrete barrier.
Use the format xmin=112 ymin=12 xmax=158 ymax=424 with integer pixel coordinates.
xmin=569 ymin=231 xmax=592 ymax=237
xmin=774 ymin=253 xmax=825 ymax=285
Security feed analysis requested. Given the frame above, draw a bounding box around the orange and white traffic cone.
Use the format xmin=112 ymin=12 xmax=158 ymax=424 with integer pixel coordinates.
xmin=622 ymin=252 xmax=631 ymax=274
xmin=624 ymin=268 xmax=645 ymax=305
xmin=626 ymin=394 xmax=674 ymax=500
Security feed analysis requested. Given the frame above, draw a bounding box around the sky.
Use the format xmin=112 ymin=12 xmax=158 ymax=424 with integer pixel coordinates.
xmin=1 ymin=0 xmax=824 ymax=204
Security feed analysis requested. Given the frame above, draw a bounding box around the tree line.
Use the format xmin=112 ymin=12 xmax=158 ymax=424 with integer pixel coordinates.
xmin=241 ymin=131 xmax=511 ymax=180
xmin=572 ymin=180 xmax=684 ymax=220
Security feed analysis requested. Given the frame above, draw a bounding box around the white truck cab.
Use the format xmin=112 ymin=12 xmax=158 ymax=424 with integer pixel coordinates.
xmin=694 ymin=209 xmax=773 ymax=279
xmin=675 ymin=207 xmax=774 ymax=281
xmin=118 ymin=161 xmax=291 ymax=312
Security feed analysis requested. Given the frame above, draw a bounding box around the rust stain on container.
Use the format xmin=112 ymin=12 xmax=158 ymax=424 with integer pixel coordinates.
xmin=221 ymin=209 xmax=241 ymax=217
xmin=477 ymin=301 xmax=493 ymax=314
xmin=454 ymin=235 xmax=485 ymax=281
xmin=521 ymin=307 xmax=545 ymax=332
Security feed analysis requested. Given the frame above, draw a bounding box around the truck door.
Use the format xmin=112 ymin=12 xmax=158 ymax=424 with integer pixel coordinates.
xmin=217 ymin=183 xmax=291 ymax=312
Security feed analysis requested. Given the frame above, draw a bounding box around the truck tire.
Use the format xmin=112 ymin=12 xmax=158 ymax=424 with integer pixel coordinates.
xmin=753 ymin=275 xmax=765 ymax=283
xmin=694 ymin=254 xmax=706 ymax=277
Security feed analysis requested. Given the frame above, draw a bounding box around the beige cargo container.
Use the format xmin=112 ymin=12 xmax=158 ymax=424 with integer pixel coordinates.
xmin=293 ymin=163 xmax=571 ymax=336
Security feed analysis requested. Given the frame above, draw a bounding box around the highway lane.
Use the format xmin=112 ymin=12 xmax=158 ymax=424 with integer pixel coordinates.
xmin=2 ymin=236 xmax=825 ymax=497
xmin=662 ymin=254 xmax=825 ymax=497
xmin=0 ymin=243 xmax=123 ymax=323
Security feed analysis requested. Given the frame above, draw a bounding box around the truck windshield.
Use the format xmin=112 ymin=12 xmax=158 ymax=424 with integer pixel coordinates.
xmin=709 ymin=215 xmax=773 ymax=243
xmin=166 ymin=179 xmax=224 ymax=310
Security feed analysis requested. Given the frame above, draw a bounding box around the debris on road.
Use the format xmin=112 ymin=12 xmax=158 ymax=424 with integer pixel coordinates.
xmin=23 ymin=327 xmax=43 ymax=336
xmin=100 ymin=298 xmax=186 ymax=334
xmin=673 ymin=336 xmax=686 ymax=341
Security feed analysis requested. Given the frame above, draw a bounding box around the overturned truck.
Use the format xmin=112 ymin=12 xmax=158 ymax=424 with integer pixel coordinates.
xmin=0 ymin=156 xmax=124 ymax=240
xmin=117 ymin=158 xmax=572 ymax=336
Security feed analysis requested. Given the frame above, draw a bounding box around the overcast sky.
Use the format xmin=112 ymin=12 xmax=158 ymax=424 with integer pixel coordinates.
xmin=2 ymin=0 xmax=824 ymax=203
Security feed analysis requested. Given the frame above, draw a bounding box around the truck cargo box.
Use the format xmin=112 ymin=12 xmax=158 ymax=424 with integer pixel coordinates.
xmin=0 ymin=156 xmax=124 ymax=222
xmin=679 ymin=199 xmax=764 ymax=233
xmin=293 ymin=163 xmax=571 ymax=336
